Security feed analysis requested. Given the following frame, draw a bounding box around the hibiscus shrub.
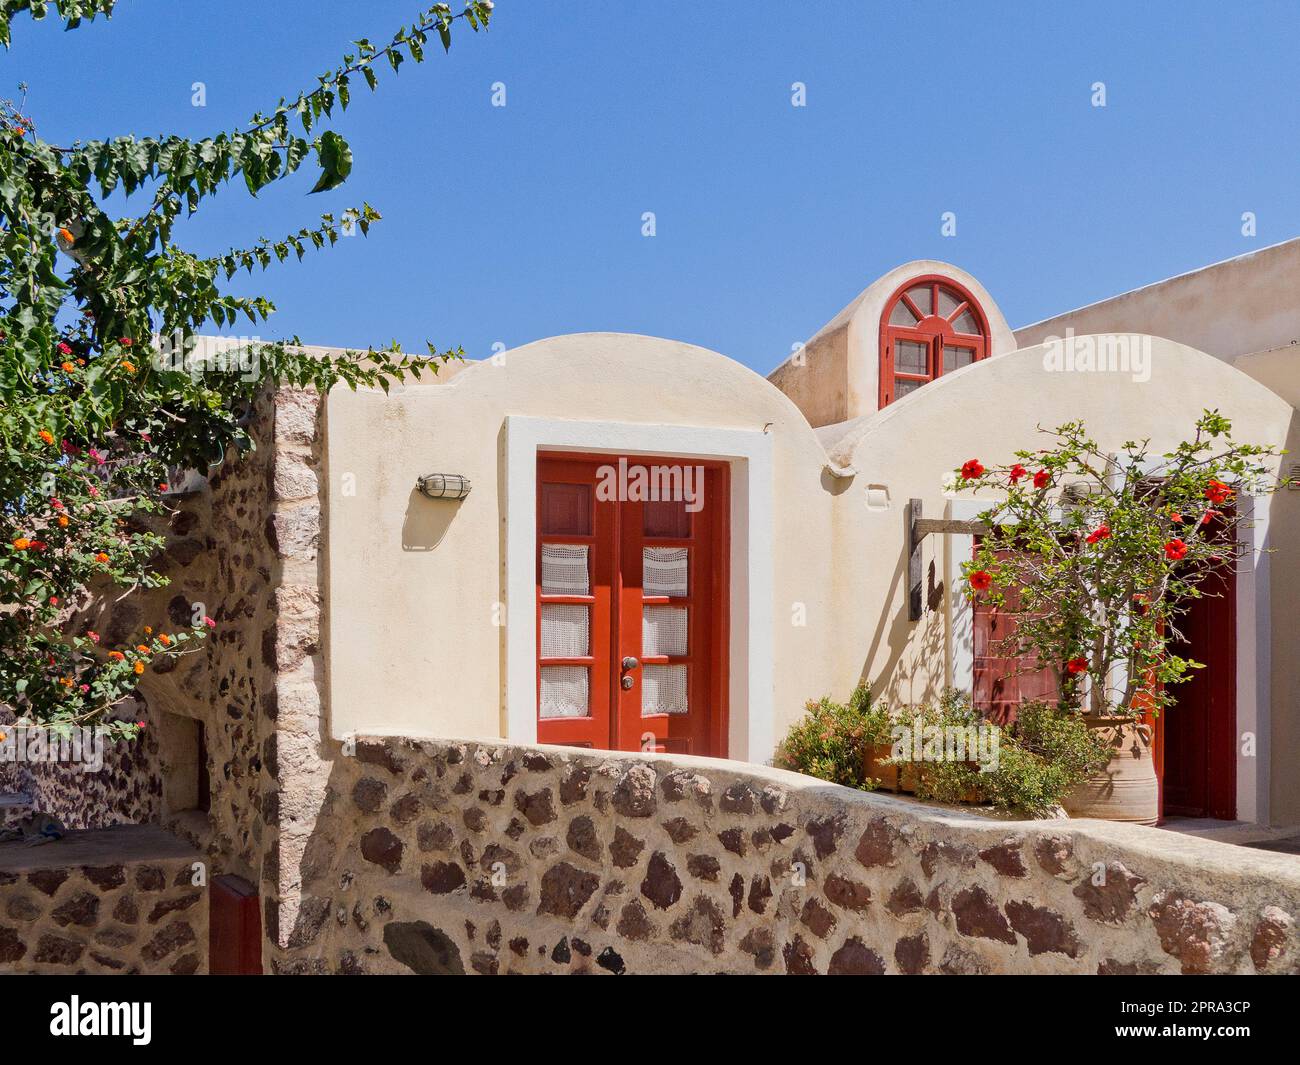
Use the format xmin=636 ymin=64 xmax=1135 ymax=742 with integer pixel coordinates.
xmin=954 ymin=411 xmax=1280 ymax=718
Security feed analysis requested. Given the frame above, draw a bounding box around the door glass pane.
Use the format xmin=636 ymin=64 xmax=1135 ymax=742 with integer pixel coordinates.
xmin=894 ymin=339 xmax=928 ymax=375
xmin=643 ymin=605 xmax=688 ymax=657
xmin=540 ymin=482 xmax=591 ymax=535
xmin=540 ymin=543 xmax=589 ymax=596
xmin=943 ymin=346 xmax=975 ymax=373
xmin=936 ymin=287 xmax=962 ymax=317
xmin=905 ymin=284 xmax=932 ymax=316
xmin=540 ymin=666 xmax=589 ymax=718
xmin=894 ymin=377 xmax=924 ymax=399
xmin=952 ymin=309 xmax=981 ymax=335
xmin=643 ymin=547 xmax=688 ymax=598
xmin=643 ymin=497 xmax=691 ymax=538
xmin=889 ymin=299 xmax=918 ymax=326
xmin=642 ymin=664 xmax=688 ymax=716
xmin=541 ymin=604 xmax=590 ymax=657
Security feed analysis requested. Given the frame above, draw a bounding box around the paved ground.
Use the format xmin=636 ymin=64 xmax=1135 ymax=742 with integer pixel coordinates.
xmin=1160 ymin=816 xmax=1300 ymax=856
xmin=1241 ymin=834 xmax=1300 ymax=855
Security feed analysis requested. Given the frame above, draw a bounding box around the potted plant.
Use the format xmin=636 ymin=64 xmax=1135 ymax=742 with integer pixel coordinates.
xmin=953 ymin=411 xmax=1280 ymax=824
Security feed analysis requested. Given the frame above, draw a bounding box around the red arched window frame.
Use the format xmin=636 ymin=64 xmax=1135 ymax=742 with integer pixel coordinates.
xmin=879 ymin=275 xmax=990 ymax=408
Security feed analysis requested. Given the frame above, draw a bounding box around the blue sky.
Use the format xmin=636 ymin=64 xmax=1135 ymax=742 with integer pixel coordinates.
xmin=6 ymin=1 xmax=1299 ymax=372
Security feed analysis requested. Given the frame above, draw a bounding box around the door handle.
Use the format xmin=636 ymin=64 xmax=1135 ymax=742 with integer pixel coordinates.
xmin=621 ymin=656 xmax=640 ymax=671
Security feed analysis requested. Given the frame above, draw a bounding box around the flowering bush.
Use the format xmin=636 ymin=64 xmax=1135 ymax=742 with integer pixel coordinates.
xmin=954 ymin=411 xmax=1280 ymax=718
xmin=775 ymin=684 xmax=892 ymax=790
xmin=0 ymin=2 xmax=495 ymax=730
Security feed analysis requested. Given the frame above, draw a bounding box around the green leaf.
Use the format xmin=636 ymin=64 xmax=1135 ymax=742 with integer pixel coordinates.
xmin=309 ymin=130 xmax=352 ymax=194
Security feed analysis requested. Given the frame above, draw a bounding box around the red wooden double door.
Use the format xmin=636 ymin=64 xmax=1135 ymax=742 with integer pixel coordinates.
xmin=536 ymin=453 xmax=728 ymax=757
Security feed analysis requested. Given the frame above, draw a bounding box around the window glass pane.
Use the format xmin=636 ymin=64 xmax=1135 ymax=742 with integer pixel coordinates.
xmin=643 ymin=496 xmax=691 ymax=538
xmin=953 ymin=309 xmax=981 ymax=335
xmin=642 ymin=664 xmax=688 ymax=716
xmin=906 ymin=284 xmax=932 ymax=316
xmin=894 ymin=339 xmax=928 ymax=375
xmin=643 ymin=605 xmax=688 ymax=657
xmin=643 ymin=547 xmax=688 ymax=598
xmin=540 ymin=482 xmax=591 ymax=535
xmin=540 ymin=666 xmax=589 ymax=718
xmin=540 ymin=543 xmax=589 ymax=596
xmin=888 ymin=299 xmax=918 ymax=326
xmin=894 ymin=377 xmax=924 ymax=400
xmin=943 ymin=346 xmax=975 ymax=373
xmin=936 ymin=287 xmax=963 ymax=318
xmin=540 ymin=604 xmax=590 ymax=657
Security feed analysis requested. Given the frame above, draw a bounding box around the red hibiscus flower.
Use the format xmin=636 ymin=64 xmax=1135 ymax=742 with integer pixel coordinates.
xmin=960 ymin=459 xmax=985 ymax=481
xmin=1008 ymin=464 xmax=1027 ymax=483
xmin=1204 ymin=479 xmax=1233 ymax=506
xmin=1164 ymin=539 xmax=1188 ymax=561
xmin=1033 ymin=469 xmax=1051 ymax=489
xmin=1085 ymin=524 xmax=1110 ymax=544
xmin=968 ymin=570 xmax=992 ymax=592
xmin=1066 ymin=657 xmax=1089 ymax=675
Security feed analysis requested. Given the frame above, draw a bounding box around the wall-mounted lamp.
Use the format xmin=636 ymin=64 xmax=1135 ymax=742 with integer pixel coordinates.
xmin=417 ymin=473 xmax=472 ymax=501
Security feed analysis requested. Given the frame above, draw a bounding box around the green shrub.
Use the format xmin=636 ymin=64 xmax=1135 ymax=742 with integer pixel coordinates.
xmin=774 ymin=684 xmax=892 ymax=791
xmin=981 ymin=701 xmax=1110 ymax=815
xmin=784 ymin=685 xmax=1110 ymax=817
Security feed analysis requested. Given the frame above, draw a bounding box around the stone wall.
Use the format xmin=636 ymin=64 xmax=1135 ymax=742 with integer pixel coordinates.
xmin=270 ymin=736 xmax=1300 ymax=975
xmin=0 ymin=824 xmax=206 ymax=974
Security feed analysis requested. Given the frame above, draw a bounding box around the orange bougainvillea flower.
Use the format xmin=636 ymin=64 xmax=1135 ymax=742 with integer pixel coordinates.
xmin=1066 ymin=657 xmax=1089 ymax=674
xmin=38 ymin=429 xmax=55 ymax=445
xmin=968 ymin=570 xmax=992 ymax=592
xmin=57 ymin=516 xmax=69 ymax=527
xmin=95 ymin=552 xmax=110 ymax=564
xmin=59 ymin=676 xmax=74 ymax=688
xmin=108 ymin=650 xmax=125 ymax=661
xmin=135 ymin=644 xmax=150 ymax=654
xmin=960 ymin=459 xmax=985 ymax=481
xmin=11 ymin=537 xmax=31 ymax=550
xmin=1164 ymin=539 xmax=1189 ymax=561
xmin=120 ymin=360 xmax=137 ymax=373
xmin=158 ymin=633 xmax=172 ymax=647
xmin=144 ymin=626 xmax=153 ymax=635
xmin=58 ymin=227 xmax=74 ymax=243
xmin=133 ymin=661 xmax=145 ymax=675
xmin=61 ymin=361 xmax=76 ymax=373
xmin=1033 ymin=469 xmax=1051 ymax=489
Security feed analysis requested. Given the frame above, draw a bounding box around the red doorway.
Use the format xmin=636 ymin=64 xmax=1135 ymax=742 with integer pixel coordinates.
xmin=1155 ymin=563 xmax=1237 ymax=821
xmin=535 ymin=453 xmax=729 ymax=757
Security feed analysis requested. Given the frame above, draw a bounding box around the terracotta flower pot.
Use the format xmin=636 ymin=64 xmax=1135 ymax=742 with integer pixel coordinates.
xmin=863 ymin=743 xmax=899 ymax=791
xmin=1062 ymin=716 xmax=1159 ymax=825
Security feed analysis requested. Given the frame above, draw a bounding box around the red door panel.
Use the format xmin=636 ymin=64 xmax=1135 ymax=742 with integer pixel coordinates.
xmin=1159 ymin=563 xmax=1236 ymax=820
xmin=536 ymin=455 xmax=728 ymax=757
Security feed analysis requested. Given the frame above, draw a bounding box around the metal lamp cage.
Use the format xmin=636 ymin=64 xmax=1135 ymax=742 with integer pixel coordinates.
xmin=417 ymin=473 xmax=472 ymax=501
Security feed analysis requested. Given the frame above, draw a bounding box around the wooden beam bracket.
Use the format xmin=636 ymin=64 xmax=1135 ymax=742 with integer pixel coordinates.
xmin=907 ymin=498 xmax=990 ymax=621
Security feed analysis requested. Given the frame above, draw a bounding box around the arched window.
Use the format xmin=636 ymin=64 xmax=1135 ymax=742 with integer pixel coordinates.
xmin=879 ymin=275 xmax=990 ymax=407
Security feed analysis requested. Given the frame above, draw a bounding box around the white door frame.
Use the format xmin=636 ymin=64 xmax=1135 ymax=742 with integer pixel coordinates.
xmin=504 ymin=416 xmax=774 ymax=762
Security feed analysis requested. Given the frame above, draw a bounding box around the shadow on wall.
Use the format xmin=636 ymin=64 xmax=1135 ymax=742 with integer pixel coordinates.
xmin=856 ymin=508 xmax=947 ymax=711
xmin=402 ymin=487 xmax=464 ymax=551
